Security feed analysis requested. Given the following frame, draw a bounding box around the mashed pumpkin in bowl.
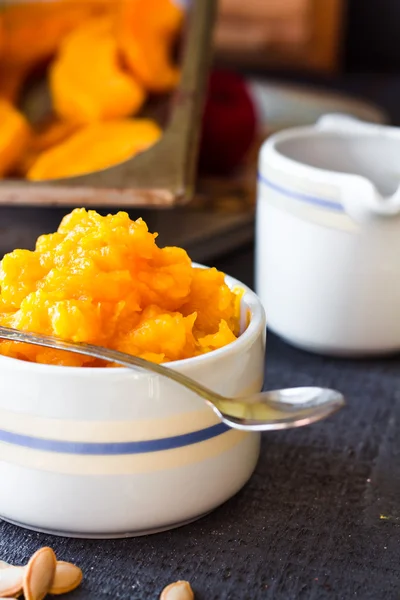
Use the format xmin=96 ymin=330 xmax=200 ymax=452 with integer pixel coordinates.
xmin=0 ymin=209 xmax=242 ymax=366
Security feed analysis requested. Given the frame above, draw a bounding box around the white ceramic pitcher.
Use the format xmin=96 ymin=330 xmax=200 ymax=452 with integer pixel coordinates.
xmin=256 ymin=113 xmax=400 ymax=356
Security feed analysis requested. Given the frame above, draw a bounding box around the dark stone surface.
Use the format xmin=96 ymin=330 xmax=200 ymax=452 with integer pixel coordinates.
xmin=0 ymin=247 xmax=399 ymax=599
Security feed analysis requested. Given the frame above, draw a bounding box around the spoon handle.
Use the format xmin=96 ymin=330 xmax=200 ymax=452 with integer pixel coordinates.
xmin=0 ymin=326 xmax=224 ymax=404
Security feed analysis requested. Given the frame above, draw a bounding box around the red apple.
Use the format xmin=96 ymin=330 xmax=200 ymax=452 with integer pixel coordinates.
xmin=198 ymin=69 xmax=257 ymax=175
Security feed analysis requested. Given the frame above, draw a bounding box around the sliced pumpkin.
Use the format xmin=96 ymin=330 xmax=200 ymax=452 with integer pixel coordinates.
xmin=50 ymin=18 xmax=145 ymax=124
xmin=27 ymin=118 xmax=161 ymax=180
xmin=1 ymin=1 xmax=115 ymax=70
xmin=117 ymin=0 xmax=183 ymax=93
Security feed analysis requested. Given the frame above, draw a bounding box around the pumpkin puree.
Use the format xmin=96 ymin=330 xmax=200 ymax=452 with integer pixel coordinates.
xmin=0 ymin=209 xmax=242 ymax=366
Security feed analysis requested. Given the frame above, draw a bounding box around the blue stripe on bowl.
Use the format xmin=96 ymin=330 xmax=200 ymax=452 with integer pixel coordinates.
xmin=0 ymin=423 xmax=230 ymax=455
xmin=258 ymin=172 xmax=344 ymax=212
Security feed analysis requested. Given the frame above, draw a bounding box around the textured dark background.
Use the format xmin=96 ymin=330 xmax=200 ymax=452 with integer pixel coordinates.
xmin=0 ymin=247 xmax=399 ymax=600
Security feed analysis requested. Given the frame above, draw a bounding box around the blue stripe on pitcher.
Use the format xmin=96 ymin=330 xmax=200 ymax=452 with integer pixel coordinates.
xmin=258 ymin=173 xmax=344 ymax=212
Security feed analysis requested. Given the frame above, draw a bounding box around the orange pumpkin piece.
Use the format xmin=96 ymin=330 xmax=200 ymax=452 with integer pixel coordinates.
xmin=1 ymin=1 xmax=116 ymax=71
xmin=27 ymin=118 xmax=161 ymax=180
xmin=117 ymin=0 xmax=183 ymax=92
xmin=0 ymin=1 xmax=119 ymax=103
xmin=0 ymin=99 xmax=30 ymax=176
xmin=50 ymin=18 xmax=145 ymax=124
xmin=0 ymin=209 xmax=241 ymax=366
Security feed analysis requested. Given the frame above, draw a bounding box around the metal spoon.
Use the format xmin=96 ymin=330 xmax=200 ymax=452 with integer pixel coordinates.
xmin=0 ymin=326 xmax=344 ymax=431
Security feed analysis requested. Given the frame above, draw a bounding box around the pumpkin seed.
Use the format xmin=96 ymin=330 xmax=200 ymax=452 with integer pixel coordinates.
xmin=49 ymin=561 xmax=83 ymax=595
xmin=0 ymin=566 xmax=25 ymax=598
xmin=23 ymin=548 xmax=56 ymax=600
xmin=160 ymin=580 xmax=194 ymax=600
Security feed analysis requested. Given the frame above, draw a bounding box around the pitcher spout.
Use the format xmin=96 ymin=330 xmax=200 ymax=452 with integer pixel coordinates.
xmin=338 ymin=174 xmax=400 ymax=224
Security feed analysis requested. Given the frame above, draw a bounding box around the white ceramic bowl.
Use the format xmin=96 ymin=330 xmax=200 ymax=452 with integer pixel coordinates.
xmin=256 ymin=113 xmax=400 ymax=356
xmin=0 ymin=268 xmax=266 ymax=538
